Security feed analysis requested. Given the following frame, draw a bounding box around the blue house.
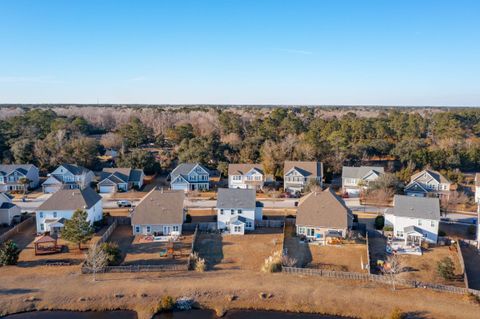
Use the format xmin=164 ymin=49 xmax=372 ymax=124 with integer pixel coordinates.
xmin=170 ymin=163 xmax=210 ymax=192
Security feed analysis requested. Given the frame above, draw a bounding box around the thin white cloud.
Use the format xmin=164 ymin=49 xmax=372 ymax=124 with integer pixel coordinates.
xmin=129 ymin=76 xmax=147 ymax=81
xmin=0 ymin=76 xmax=62 ymax=84
xmin=275 ymin=48 xmax=313 ymax=55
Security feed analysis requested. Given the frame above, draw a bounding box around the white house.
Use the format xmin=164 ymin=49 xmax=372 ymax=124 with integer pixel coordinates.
xmin=474 ymin=173 xmax=480 ymax=203
xmin=404 ymin=169 xmax=451 ymax=198
xmin=0 ymin=193 xmax=21 ymax=226
xmin=97 ymin=168 xmax=144 ymax=193
xmin=170 ymin=163 xmax=210 ymax=192
xmin=0 ymin=164 xmax=40 ymax=192
xmin=42 ymin=164 xmax=95 ymax=193
xmin=35 ymin=187 xmax=103 ymax=235
xmin=296 ymin=188 xmax=353 ymax=245
xmin=283 ymin=161 xmax=323 ymax=194
xmin=341 ymin=166 xmax=384 ymax=197
xmin=131 ymin=188 xmax=185 ymax=236
xmin=228 ymin=164 xmax=272 ymax=190
xmin=385 ymin=195 xmax=440 ymax=244
xmin=216 ymin=188 xmax=263 ymax=235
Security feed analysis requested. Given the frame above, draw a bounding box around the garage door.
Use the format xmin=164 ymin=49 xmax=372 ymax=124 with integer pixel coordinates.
xmin=43 ymin=185 xmax=60 ymax=194
xmin=99 ymin=185 xmax=115 ymax=193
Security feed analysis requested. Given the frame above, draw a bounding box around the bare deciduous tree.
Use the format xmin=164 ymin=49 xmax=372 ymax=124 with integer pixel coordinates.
xmin=84 ymin=244 xmax=109 ymax=282
xmin=382 ymin=254 xmax=403 ymax=291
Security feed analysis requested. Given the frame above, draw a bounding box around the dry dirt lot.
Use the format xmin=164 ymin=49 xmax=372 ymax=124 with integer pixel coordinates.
xmin=109 ymin=225 xmax=193 ymax=266
xmin=397 ymin=245 xmax=465 ymax=287
xmin=196 ymin=228 xmax=283 ymax=271
xmin=187 ymin=208 xmax=216 ymax=223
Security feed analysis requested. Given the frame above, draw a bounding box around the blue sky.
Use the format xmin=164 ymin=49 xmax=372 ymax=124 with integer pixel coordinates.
xmin=0 ymin=0 xmax=479 ymax=105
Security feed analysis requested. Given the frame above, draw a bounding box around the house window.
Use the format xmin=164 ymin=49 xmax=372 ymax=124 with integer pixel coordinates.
xmin=220 ymin=209 xmax=224 ymax=215
xmin=298 ymin=227 xmax=305 ymax=234
xmin=238 ymin=209 xmax=242 ymax=214
xmin=431 ymin=221 xmax=435 ymax=227
xmin=418 ymin=220 xmax=422 ymax=226
xmin=135 ymin=226 xmax=140 ymax=233
xmin=233 ymin=176 xmax=241 ymax=181
xmin=40 ymin=224 xmax=44 ymax=231
xmin=53 ymin=212 xmax=57 ymax=218
xmin=396 ymin=230 xmax=404 ymax=237
xmin=146 ymin=226 xmax=151 ymax=233
xmin=231 ymin=209 xmax=234 ymax=215
xmin=246 ymin=221 xmax=252 ymax=228
xmin=173 ymin=225 xmax=179 ymax=232
xmin=307 ymin=228 xmax=315 ymax=237
xmin=234 ymin=226 xmax=241 ymax=232
xmin=39 ymin=212 xmax=43 ymax=218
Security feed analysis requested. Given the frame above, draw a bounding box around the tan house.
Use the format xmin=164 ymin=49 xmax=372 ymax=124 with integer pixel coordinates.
xmin=296 ymin=188 xmax=353 ymax=245
xmin=283 ymin=161 xmax=323 ymax=194
xmin=131 ymin=188 xmax=185 ymax=236
xmin=228 ymin=164 xmax=272 ymax=190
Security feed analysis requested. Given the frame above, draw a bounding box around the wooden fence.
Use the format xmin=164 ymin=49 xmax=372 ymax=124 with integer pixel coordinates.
xmin=183 ymin=222 xmax=217 ymax=231
xmin=0 ymin=216 xmax=35 ymax=243
xmin=91 ymin=219 xmax=118 ymax=248
xmin=457 ymin=240 xmax=469 ymax=289
xmin=282 ymin=267 xmax=480 ymax=297
xmin=82 ymin=263 xmax=188 ymax=274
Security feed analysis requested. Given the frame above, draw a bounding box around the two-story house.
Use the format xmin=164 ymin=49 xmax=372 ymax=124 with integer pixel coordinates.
xmin=385 ymin=195 xmax=440 ymax=244
xmin=97 ymin=168 xmax=144 ymax=193
xmin=404 ymin=169 xmax=451 ymax=198
xmin=283 ymin=161 xmax=323 ymax=194
xmin=216 ymin=188 xmax=263 ymax=235
xmin=131 ymin=188 xmax=185 ymax=236
xmin=170 ymin=163 xmax=210 ymax=192
xmin=296 ymin=188 xmax=353 ymax=245
xmin=0 ymin=164 xmax=39 ymax=192
xmin=42 ymin=164 xmax=95 ymax=193
xmin=228 ymin=164 xmax=272 ymax=190
xmin=35 ymin=187 xmax=102 ymax=235
xmin=0 ymin=193 xmax=21 ymax=226
xmin=341 ymin=166 xmax=384 ymax=197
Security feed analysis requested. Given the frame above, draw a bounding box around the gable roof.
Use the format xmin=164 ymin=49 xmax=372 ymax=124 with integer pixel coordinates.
xmin=0 ymin=192 xmax=13 ymax=203
xmin=404 ymin=181 xmax=429 ymax=193
xmin=228 ymin=164 xmax=264 ymax=176
xmin=410 ymin=169 xmax=451 ymax=185
xmin=391 ymin=195 xmax=440 ymax=220
xmin=131 ymin=189 xmax=185 ymax=225
xmin=170 ymin=163 xmax=209 ymax=180
xmin=37 ymin=187 xmax=101 ymax=211
xmin=58 ymin=163 xmax=92 ymax=176
xmin=342 ymin=166 xmax=384 ymax=179
xmin=0 ymin=164 xmax=36 ymax=176
xmin=216 ymin=188 xmax=257 ymax=209
xmin=99 ymin=168 xmax=144 ymax=185
xmin=284 ymin=161 xmax=323 ymax=177
xmin=296 ymin=188 xmax=352 ymax=229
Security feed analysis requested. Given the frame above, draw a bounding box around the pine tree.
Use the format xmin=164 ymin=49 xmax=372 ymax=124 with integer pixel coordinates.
xmin=0 ymin=240 xmax=20 ymax=266
xmin=62 ymin=209 xmax=94 ymax=250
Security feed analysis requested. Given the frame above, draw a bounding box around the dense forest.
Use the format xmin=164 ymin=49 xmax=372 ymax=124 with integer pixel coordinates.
xmin=1 ymin=105 xmax=480 ymax=181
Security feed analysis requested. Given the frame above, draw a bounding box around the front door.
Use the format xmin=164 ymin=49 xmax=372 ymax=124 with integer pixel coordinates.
xmin=163 ymin=226 xmax=171 ymax=235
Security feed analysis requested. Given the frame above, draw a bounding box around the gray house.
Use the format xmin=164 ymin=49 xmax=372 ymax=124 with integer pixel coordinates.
xmin=0 ymin=164 xmax=40 ymax=192
xmin=283 ymin=161 xmax=323 ymax=194
xmin=42 ymin=164 xmax=95 ymax=193
xmin=341 ymin=166 xmax=384 ymax=197
xmin=170 ymin=163 xmax=210 ymax=192
xmin=405 ymin=169 xmax=451 ymax=198
xmin=98 ymin=168 xmax=144 ymax=193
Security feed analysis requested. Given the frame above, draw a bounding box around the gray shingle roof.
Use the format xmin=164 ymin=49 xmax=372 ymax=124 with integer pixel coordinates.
xmin=170 ymin=163 xmax=209 ymax=180
xmin=410 ymin=169 xmax=451 ymax=184
xmin=342 ymin=166 xmax=384 ymax=179
xmin=0 ymin=164 xmax=36 ymax=176
xmin=296 ymin=188 xmax=353 ymax=229
xmin=60 ymin=163 xmax=92 ymax=176
xmin=131 ymin=189 xmax=185 ymax=225
xmin=216 ymin=188 xmax=256 ymax=209
xmin=37 ymin=187 xmax=102 ymax=211
xmin=392 ymin=195 xmax=440 ymax=220
xmin=99 ymin=168 xmax=144 ymax=185
xmin=284 ymin=161 xmax=323 ymax=177
xmin=228 ymin=164 xmax=264 ymax=176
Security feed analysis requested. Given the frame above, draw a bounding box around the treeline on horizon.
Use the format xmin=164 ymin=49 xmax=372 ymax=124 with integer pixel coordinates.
xmin=1 ymin=105 xmax=480 ymax=181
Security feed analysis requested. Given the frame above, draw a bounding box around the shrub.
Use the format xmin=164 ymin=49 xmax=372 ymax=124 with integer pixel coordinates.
xmin=195 ymin=257 xmax=206 ymax=272
xmin=188 ymin=252 xmax=206 ymax=272
xmin=261 ymin=251 xmax=282 ymax=273
xmin=421 ymin=241 xmax=430 ymax=250
xmin=0 ymin=240 xmax=20 ymax=266
xmin=438 ymin=230 xmax=447 ymax=237
xmin=100 ymin=242 xmax=121 ymax=266
xmin=437 ymin=257 xmax=455 ymax=280
xmin=155 ymin=295 xmax=175 ymax=313
xmin=389 ymin=307 xmax=406 ymax=319
xmin=185 ymin=214 xmax=192 ymax=223
xmin=383 ymin=225 xmax=393 ymax=231
xmin=374 ymin=216 xmax=385 ymax=230
xmin=467 ymin=225 xmax=476 ymax=236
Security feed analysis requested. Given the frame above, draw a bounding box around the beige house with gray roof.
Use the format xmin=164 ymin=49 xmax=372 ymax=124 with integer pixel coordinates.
xmin=296 ymin=188 xmax=353 ymax=244
xmin=131 ymin=188 xmax=185 ymax=236
xmin=284 ymin=161 xmax=323 ymax=194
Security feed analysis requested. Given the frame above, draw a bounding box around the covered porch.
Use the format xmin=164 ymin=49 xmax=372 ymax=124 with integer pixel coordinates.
xmin=34 ymin=234 xmax=61 ymax=255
